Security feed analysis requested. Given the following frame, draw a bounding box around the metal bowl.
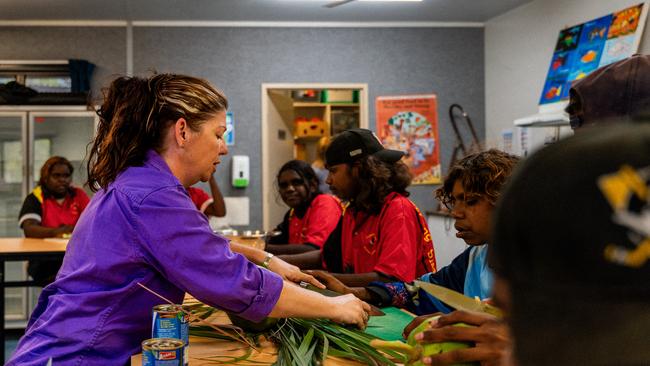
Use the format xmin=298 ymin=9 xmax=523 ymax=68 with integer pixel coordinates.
xmin=214 ymin=229 xmax=282 ymax=240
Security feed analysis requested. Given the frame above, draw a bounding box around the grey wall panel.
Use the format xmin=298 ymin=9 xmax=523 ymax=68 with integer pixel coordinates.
xmin=133 ymin=27 xmax=485 ymax=229
xmin=0 ymin=27 xmax=127 ymax=97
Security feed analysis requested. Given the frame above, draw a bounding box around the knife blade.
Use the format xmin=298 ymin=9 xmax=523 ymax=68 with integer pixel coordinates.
xmin=299 ymin=281 xmax=385 ymax=316
xmin=414 ymin=280 xmax=502 ymax=318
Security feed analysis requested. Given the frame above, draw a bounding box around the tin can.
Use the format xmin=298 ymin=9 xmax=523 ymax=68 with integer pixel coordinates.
xmin=152 ymin=304 xmax=189 ymax=365
xmin=142 ymin=338 xmax=184 ymax=366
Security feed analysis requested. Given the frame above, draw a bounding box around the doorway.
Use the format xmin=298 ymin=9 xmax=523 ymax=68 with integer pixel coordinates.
xmin=261 ymin=83 xmax=368 ymax=229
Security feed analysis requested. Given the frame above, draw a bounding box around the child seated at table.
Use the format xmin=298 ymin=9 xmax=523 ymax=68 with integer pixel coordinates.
xmin=18 ymin=156 xmax=90 ymax=286
xmin=309 ymin=149 xmax=519 ymax=313
xmin=266 ymin=160 xmax=342 ymax=255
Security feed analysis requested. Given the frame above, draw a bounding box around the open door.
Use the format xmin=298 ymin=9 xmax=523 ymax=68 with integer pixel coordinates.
xmin=261 ymin=83 xmax=368 ymax=230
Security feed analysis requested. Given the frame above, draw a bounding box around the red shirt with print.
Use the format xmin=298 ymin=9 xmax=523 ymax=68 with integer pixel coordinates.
xmin=288 ymin=194 xmax=342 ymax=249
xmin=19 ymin=186 xmax=90 ymax=229
xmin=341 ymin=192 xmax=437 ymax=282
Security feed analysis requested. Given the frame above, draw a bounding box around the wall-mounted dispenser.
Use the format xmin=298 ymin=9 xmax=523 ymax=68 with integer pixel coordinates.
xmin=232 ymin=155 xmax=249 ymax=188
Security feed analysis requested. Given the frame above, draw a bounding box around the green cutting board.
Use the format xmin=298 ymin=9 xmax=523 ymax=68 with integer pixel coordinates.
xmin=364 ymin=307 xmax=415 ymax=341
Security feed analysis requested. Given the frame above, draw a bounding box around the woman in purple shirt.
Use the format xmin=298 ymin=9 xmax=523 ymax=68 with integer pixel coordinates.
xmin=7 ymin=74 xmax=370 ymax=365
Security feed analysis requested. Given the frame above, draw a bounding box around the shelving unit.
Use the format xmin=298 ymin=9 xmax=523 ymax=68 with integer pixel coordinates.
xmin=261 ymin=83 xmax=368 ymax=229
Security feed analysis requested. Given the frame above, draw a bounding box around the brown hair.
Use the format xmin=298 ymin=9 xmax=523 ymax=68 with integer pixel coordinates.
xmin=352 ymin=155 xmax=412 ymax=214
xmin=39 ymin=156 xmax=75 ymax=195
xmin=435 ymin=149 xmax=519 ymax=206
xmin=87 ymin=74 xmax=228 ymax=191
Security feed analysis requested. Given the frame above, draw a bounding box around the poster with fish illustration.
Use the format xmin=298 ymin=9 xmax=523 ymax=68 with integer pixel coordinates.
xmin=376 ymin=95 xmax=441 ymax=185
xmin=539 ymin=3 xmax=647 ymax=105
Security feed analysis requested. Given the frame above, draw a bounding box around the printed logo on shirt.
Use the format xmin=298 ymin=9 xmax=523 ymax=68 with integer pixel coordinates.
xmin=362 ymin=233 xmax=377 ymax=255
xmin=70 ymin=202 xmax=80 ymax=218
xmin=597 ymin=164 xmax=650 ymax=268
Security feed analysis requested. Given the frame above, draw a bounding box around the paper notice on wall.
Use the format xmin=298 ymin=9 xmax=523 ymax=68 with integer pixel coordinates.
xmin=210 ymin=197 xmax=249 ymax=228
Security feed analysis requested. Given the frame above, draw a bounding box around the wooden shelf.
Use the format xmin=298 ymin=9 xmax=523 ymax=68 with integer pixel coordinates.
xmin=293 ymin=102 xmax=359 ymax=108
xmin=329 ymin=103 xmax=360 ymax=107
xmin=294 ymin=135 xmax=324 ymax=143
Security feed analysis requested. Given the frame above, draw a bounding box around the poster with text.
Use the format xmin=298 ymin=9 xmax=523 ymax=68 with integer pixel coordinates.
xmin=376 ymin=94 xmax=441 ymax=185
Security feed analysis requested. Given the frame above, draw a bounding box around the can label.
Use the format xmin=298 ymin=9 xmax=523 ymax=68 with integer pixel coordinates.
xmin=142 ymin=338 xmax=184 ymax=366
xmin=152 ymin=304 xmax=189 ymax=365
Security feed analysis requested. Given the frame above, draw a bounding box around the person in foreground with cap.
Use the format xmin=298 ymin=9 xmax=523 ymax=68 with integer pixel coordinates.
xmin=283 ymin=128 xmax=437 ymax=286
xmin=566 ymin=53 xmax=650 ymax=131
xmin=489 ymin=123 xmax=650 ymax=365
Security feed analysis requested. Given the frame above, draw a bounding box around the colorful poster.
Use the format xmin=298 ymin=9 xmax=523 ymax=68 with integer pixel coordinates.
xmin=376 ymin=95 xmax=441 ymax=185
xmin=539 ymin=3 xmax=647 ymax=105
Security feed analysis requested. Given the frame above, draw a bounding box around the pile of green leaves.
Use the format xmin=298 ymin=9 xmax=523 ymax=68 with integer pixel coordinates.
xmin=186 ymin=303 xmax=405 ymax=366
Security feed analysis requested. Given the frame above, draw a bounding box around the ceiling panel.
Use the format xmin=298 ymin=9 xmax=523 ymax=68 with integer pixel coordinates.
xmin=0 ymin=0 xmax=533 ymax=23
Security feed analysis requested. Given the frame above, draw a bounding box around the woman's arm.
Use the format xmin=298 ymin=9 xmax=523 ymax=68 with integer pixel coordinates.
xmin=266 ymin=243 xmax=319 ymax=255
xmin=203 ymin=175 xmax=226 ymax=217
xmin=331 ymin=271 xmax=393 ymax=287
xmin=305 ymin=270 xmax=374 ymax=301
xmin=230 ymin=242 xmax=324 ymax=288
xmin=22 ymin=219 xmax=73 ymax=238
xmin=278 ymin=250 xmax=323 ymax=269
xmin=268 ymin=281 xmax=371 ymax=328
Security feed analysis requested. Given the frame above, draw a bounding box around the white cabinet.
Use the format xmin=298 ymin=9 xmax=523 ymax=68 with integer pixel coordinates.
xmin=0 ymin=105 xmax=97 ymax=327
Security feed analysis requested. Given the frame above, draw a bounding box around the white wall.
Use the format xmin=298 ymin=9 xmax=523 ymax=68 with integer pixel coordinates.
xmin=485 ymin=0 xmax=650 ymax=144
xmin=427 ymin=215 xmax=468 ymax=268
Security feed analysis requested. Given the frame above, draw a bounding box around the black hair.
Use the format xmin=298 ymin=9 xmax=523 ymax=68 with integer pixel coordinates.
xmin=276 ymin=159 xmax=321 ymax=205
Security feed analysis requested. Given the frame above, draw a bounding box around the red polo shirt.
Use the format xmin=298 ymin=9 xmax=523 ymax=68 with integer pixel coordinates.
xmin=18 ymin=186 xmax=90 ymax=229
xmin=288 ymin=194 xmax=342 ymax=248
xmin=341 ymin=192 xmax=437 ymax=282
xmin=187 ymin=187 xmax=214 ymax=213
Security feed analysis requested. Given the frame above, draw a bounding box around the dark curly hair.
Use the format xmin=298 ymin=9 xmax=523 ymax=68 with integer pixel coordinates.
xmin=435 ymin=149 xmax=519 ymax=207
xmin=351 ymin=155 xmax=412 ymax=214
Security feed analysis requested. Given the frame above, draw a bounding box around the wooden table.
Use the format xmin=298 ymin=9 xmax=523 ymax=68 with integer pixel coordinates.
xmin=0 ymin=237 xmax=68 ymax=362
xmin=224 ymin=235 xmax=266 ymax=250
xmin=131 ymin=310 xmax=364 ymax=365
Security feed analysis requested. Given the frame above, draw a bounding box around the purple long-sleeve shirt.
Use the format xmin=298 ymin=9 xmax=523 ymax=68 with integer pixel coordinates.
xmin=8 ymin=150 xmax=283 ymax=365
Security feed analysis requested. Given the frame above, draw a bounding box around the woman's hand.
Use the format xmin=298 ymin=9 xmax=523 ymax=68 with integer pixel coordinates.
xmin=305 ymin=270 xmax=353 ymax=294
xmin=414 ymin=310 xmax=512 ymax=366
xmin=267 ymin=256 xmax=325 ymax=289
xmin=327 ymin=294 xmax=372 ymax=329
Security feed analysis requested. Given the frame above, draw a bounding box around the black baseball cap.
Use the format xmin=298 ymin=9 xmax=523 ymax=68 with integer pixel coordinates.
xmin=490 ymin=124 xmax=650 ymax=365
xmin=566 ymin=54 xmax=650 ymax=129
xmin=325 ymin=128 xmax=405 ymax=166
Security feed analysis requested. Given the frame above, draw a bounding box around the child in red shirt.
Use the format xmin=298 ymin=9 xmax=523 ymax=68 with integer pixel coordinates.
xmin=321 ymin=128 xmax=436 ymax=285
xmin=283 ymin=129 xmax=436 ymax=286
xmin=18 ymin=156 xmax=90 ymax=286
xmin=266 ymin=160 xmax=342 ymax=255
xmin=187 ymin=175 xmax=226 ymax=217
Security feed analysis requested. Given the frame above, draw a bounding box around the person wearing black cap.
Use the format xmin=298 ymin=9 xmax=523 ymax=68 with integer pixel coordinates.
xmin=310 ymin=128 xmax=437 ymax=286
xmin=566 ymin=53 xmax=650 ymax=130
xmin=489 ymin=124 xmax=650 ymax=365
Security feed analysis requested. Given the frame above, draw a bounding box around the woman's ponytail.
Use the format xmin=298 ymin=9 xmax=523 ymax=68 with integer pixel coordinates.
xmin=86 ymin=74 xmax=227 ymax=191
